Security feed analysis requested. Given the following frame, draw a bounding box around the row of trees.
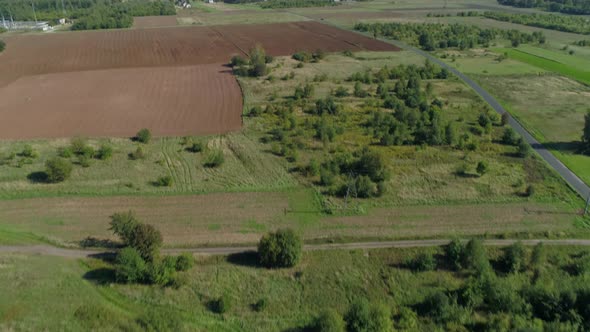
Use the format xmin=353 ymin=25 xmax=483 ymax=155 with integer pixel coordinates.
xmin=71 ymin=1 xmax=174 ymax=30
xmin=259 ymin=0 xmax=337 ymax=9
xmin=0 ymin=0 xmax=174 ymax=28
xmin=497 ymin=0 xmax=590 ymax=15
xmin=354 ymin=22 xmax=545 ymax=51
xmin=582 ymin=111 xmax=590 ymax=154
xmin=483 ymin=11 xmax=590 ymax=35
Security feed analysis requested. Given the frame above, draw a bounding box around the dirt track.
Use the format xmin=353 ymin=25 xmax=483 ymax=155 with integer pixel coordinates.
xmin=2 ymin=239 xmax=590 ymax=258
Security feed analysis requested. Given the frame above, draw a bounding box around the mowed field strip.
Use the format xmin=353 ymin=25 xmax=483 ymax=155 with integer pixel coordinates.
xmin=0 ymin=21 xmax=398 ymax=139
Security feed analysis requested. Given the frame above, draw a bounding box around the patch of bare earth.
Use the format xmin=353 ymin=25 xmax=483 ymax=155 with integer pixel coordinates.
xmin=0 ymin=64 xmax=242 ymax=139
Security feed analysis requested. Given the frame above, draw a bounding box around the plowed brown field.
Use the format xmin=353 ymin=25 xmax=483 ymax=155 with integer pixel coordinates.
xmin=0 ymin=21 xmax=398 ymax=139
xmin=0 ymin=65 xmax=242 ymax=139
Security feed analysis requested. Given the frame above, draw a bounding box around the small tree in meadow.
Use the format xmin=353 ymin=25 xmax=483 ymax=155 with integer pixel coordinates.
xmin=476 ymin=161 xmax=489 ymax=176
xmin=115 ymin=247 xmax=147 ymax=283
xmin=45 ymin=157 xmax=73 ymax=183
xmin=258 ymin=229 xmax=302 ymax=268
xmin=313 ymin=309 xmax=346 ymax=332
xmin=135 ymin=128 xmax=152 ymax=144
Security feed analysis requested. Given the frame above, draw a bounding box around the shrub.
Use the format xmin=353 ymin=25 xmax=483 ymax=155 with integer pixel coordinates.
xmin=203 ymin=149 xmax=224 ymax=168
xmin=334 ymin=86 xmax=349 ymax=97
xmin=525 ymin=184 xmax=535 ymax=197
xmin=355 ymin=175 xmax=377 ymax=198
xmin=530 ymin=242 xmax=546 ymax=268
xmin=115 ymin=247 xmax=147 ymax=283
xmin=210 ymin=294 xmax=231 ymax=314
xmin=21 ymin=144 xmax=38 ymax=158
xmin=445 ymin=238 xmax=465 ymax=270
xmin=175 ymin=253 xmax=194 ymax=272
xmin=110 ymin=211 xmax=162 ymax=262
xmin=502 ymin=241 xmax=527 ymax=273
xmin=78 ymin=155 xmax=91 ymax=168
xmin=501 ymin=112 xmax=510 ymax=126
xmin=476 ymin=161 xmax=489 ymax=176
xmin=230 ymin=55 xmax=247 ymax=67
xmin=313 ymin=309 xmax=346 ymax=332
xmin=502 ymin=128 xmax=519 ymax=145
xmin=70 ymin=137 xmax=89 ymax=155
xmin=155 ymin=175 xmax=173 ymax=187
xmin=58 ymin=147 xmax=73 ymax=158
xmin=96 ymin=144 xmax=113 ymax=160
xmin=410 ymin=252 xmax=437 ymax=271
xmin=0 ymin=40 xmax=5 ymax=53
xmin=518 ymin=140 xmax=532 ymax=158
xmin=478 ymin=112 xmax=491 ymax=127
xmin=187 ymin=142 xmax=202 ymax=153
xmin=421 ymin=292 xmax=452 ymax=322
xmin=129 ymin=223 xmax=163 ymax=262
xmin=258 ymin=228 xmax=302 ymax=268
xmin=463 ymin=239 xmax=490 ymax=275
xmin=146 ymin=256 xmax=176 ymax=285
xmin=45 ymin=157 xmax=73 ymax=183
xmin=135 ymin=128 xmax=152 ymax=144
xmin=345 ymin=299 xmax=392 ymax=332
xmin=129 ymin=146 xmax=146 ymax=160
xmin=573 ymin=253 xmax=590 ymax=275
xmin=292 ymin=50 xmax=312 ymax=62
xmin=253 ymin=298 xmax=268 ymax=312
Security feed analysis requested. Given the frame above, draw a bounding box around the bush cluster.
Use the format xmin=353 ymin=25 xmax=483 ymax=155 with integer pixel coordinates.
xmin=230 ymin=44 xmax=271 ymax=77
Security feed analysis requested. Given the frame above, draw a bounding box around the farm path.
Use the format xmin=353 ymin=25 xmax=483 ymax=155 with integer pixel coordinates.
xmin=2 ymin=239 xmax=590 ymax=258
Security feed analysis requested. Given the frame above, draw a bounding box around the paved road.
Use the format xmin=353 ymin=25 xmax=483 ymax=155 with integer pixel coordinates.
xmin=387 ymin=39 xmax=590 ymax=199
xmin=2 ymin=239 xmax=590 ymax=258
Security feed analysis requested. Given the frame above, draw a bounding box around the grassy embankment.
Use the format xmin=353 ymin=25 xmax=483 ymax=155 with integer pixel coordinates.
xmin=1 ymin=244 xmax=590 ymax=331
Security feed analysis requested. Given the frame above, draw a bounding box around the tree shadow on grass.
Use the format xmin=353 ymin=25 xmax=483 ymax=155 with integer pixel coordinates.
xmin=26 ymin=171 xmax=48 ymax=183
xmin=79 ymin=236 xmax=121 ymax=249
xmin=226 ymin=251 xmax=260 ymax=268
xmin=83 ymin=267 xmax=116 ymax=285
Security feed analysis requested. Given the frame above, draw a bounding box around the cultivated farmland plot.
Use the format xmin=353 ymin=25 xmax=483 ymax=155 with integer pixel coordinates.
xmin=0 ymin=21 xmax=397 ymax=139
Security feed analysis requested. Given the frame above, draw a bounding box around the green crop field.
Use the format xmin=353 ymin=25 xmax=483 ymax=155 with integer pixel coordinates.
xmin=494 ymin=46 xmax=590 ymax=85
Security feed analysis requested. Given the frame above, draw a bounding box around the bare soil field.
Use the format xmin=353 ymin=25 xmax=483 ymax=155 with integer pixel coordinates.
xmin=0 ymin=21 xmax=398 ymax=87
xmin=132 ymin=15 xmax=179 ymax=29
xmin=0 ymin=64 xmax=242 ymax=139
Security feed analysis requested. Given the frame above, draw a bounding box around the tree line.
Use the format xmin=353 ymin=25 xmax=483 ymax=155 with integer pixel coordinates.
xmin=0 ymin=0 xmax=174 ymax=29
xmin=71 ymin=1 xmax=175 ymax=30
xmin=483 ymin=11 xmax=590 ymax=35
xmin=497 ymin=0 xmax=590 ymax=15
xmin=354 ymin=22 xmax=546 ymax=51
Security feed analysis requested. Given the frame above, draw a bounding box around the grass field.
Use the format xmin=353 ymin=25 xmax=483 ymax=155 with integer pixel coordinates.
xmin=474 ymin=73 xmax=590 ymax=186
xmin=2 ymin=244 xmax=590 ymax=331
xmin=0 ymin=132 xmax=296 ymax=200
xmin=494 ymin=46 xmax=590 ymax=85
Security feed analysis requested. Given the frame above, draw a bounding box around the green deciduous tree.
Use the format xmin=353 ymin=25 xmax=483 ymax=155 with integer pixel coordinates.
xmin=258 ymin=229 xmax=302 ymax=268
xmin=45 ymin=157 xmax=73 ymax=183
xmin=115 ymin=247 xmax=146 ymax=283
xmin=582 ymin=111 xmax=590 ymax=153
